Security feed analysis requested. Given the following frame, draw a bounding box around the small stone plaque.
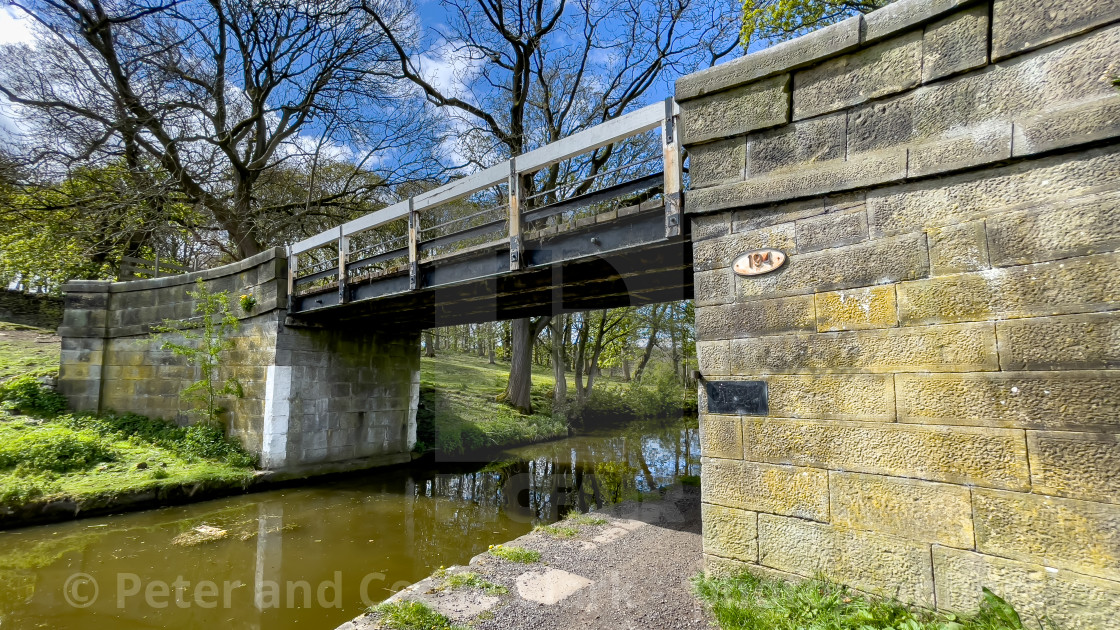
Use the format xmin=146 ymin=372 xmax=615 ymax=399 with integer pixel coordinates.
xmin=733 ymin=249 xmax=786 ymax=276
xmin=705 ymin=380 xmax=768 ymax=415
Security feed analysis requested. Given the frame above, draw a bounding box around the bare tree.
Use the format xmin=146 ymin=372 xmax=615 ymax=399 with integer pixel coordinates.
xmin=0 ymin=0 xmax=444 ymax=260
xmin=363 ymin=0 xmax=740 ymax=413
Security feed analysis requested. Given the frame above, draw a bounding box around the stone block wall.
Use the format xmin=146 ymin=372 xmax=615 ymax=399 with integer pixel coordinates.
xmin=0 ymin=290 xmax=63 ymax=329
xmin=58 ymin=247 xmax=420 ymax=473
xmin=680 ymin=0 xmax=1120 ymax=625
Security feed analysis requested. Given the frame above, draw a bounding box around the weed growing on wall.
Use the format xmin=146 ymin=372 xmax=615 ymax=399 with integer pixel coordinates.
xmin=694 ymin=571 xmax=1052 ymax=630
xmin=151 ymin=278 xmax=242 ymax=426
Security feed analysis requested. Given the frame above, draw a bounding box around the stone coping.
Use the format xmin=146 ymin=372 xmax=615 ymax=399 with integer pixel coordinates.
xmin=62 ymin=247 xmax=287 ymax=295
xmin=675 ymin=0 xmax=984 ymax=102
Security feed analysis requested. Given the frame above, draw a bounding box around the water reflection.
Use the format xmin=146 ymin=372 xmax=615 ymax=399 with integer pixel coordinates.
xmin=0 ymin=417 xmax=698 ymax=630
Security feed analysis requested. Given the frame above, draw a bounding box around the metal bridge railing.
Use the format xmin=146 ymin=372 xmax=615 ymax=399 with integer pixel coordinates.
xmin=287 ymin=97 xmax=683 ymax=306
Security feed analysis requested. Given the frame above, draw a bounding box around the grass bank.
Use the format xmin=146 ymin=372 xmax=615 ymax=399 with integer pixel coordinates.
xmin=694 ymin=571 xmax=1047 ymax=630
xmin=419 ymin=352 xmax=698 ymax=456
xmin=0 ymin=322 xmax=59 ymax=381
xmin=0 ymin=373 xmax=255 ymax=518
xmin=418 ymin=353 xmax=567 ymax=455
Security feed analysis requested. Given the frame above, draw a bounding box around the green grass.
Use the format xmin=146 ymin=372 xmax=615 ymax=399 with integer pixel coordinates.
xmin=442 ymin=571 xmax=509 ymax=596
xmin=567 ymin=513 xmax=609 ymax=526
xmin=0 ymin=324 xmax=257 ymax=513
xmin=0 ymin=414 xmax=255 ymax=510
xmin=373 ymin=601 xmax=470 ymax=630
xmin=0 ymin=372 xmax=255 ymax=510
xmin=419 ymin=353 xmax=569 ymax=454
xmin=488 ymin=544 xmax=541 ymax=564
xmin=534 ymin=523 xmax=579 ymax=538
xmin=694 ymin=571 xmax=1050 ymax=630
xmin=0 ymin=322 xmax=59 ymax=381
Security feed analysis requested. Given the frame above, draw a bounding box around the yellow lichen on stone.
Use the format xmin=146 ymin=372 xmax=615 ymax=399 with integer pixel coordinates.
xmin=814 ymin=286 xmax=899 ymax=331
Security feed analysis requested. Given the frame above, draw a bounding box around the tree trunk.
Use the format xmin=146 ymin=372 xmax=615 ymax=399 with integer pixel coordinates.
xmin=424 ymin=330 xmax=436 ymax=357
xmin=574 ymin=314 xmax=590 ymax=402
xmin=633 ymin=304 xmax=666 ymax=383
xmin=499 ymin=316 xmax=549 ymax=413
xmin=550 ymin=314 xmax=567 ymax=418
xmin=226 ymin=188 xmax=263 ymax=259
xmin=584 ymin=316 xmax=607 ymax=397
xmin=622 ymin=357 xmax=631 ymax=382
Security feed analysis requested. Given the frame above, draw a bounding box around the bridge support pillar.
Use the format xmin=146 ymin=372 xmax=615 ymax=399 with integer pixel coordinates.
xmin=58 ymin=247 xmax=420 ymax=475
xmin=680 ymin=0 xmax=1120 ymax=624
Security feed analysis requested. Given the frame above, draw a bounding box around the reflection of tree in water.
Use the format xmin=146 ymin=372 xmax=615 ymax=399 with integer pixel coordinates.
xmin=410 ymin=417 xmax=700 ymax=526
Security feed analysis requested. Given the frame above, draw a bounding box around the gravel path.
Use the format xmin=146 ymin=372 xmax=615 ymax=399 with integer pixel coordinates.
xmin=338 ymin=484 xmax=713 ymax=630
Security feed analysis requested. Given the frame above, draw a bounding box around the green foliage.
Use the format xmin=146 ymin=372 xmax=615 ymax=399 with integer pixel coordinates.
xmin=741 ymin=0 xmax=891 ymax=47
xmin=0 ymin=374 xmax=68 ymax=416
xmin=571 ymin=365 xmax=696 ymax=425
xmin=0 ymin=160 xmax=198 ymax=293
xmin=0 ymin=473 xmax=50 ymax=505
xmin=0 ymin=409 xmax=254 ymax=510
xmin=694 ymin=571 xmax=1051 ymax=630
xmin=238 ymin=293 xmax=257 ymax=312
xmin=0 ymin=423 xmax=114 ymax=473
xmin=594 ymin=459 xmax=640 ymax=503
xmin=152 ymin=278 xmax=242 ymax=425
xmin=373 ymin=601 xmax=469 ymax=630
xmin=488 ymin=545 xmax=541 ymax=564
xmin=441 ymin=572 xmax=509 ymax=596
xmin=59 ymin=412 xmax=256 ymax=468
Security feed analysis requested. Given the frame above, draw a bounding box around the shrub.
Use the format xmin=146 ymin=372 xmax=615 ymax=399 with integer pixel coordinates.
xmin=0 ymin=375 xmax=68 ymax=416
xmin=179 ymin=422 xmax=256 ymax=468
xmin=58 ymin=412 xmax=256 ymax=468
xmin=569 ymin=364 xmax=697 ymax=425
xmin=594 ymin=459 xmax=639 ymax=503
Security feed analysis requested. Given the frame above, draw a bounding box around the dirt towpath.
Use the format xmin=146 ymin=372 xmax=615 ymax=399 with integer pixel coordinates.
xmin=337 ymin=484 xmax=713 ymax=630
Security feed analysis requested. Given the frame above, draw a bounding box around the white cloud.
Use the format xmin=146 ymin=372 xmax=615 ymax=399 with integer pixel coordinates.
xmin=0 ymin=7 xmax=36 ymax=136
xmin=413 ymin=39 xmax=484 ymax=104
xmin=0 ymin=6 xmax=35 ymax=46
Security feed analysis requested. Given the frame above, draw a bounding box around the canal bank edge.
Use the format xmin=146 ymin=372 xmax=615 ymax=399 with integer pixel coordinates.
xmin=0 ymin=451 xmax=418 ymax=530
xmin=682 ymin=0 xmax=1120 ymax=626
xmin=337 ymin=483 xmax=708 ymax=630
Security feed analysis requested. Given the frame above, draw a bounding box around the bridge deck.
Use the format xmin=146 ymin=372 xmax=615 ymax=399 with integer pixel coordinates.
xmin=287 ymin=99 xmax=687 ymax=328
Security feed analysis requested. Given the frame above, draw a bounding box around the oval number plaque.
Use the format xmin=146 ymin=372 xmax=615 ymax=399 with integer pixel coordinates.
xmin=732 ymin=248 xmax=787 ymax=277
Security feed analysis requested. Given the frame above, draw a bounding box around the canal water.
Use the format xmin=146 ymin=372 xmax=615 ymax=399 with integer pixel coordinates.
xmin=0 ymin=417 xmax=699 ymax=630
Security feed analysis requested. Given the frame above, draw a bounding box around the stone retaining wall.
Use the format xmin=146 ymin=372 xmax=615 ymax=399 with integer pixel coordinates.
xmin=58 ymin=248 xmax=419 ymax=473
xmin=679 ymin=0 xmax=1120 ymax=625
xmin=0 ymin=290 xmax=63 ymax=329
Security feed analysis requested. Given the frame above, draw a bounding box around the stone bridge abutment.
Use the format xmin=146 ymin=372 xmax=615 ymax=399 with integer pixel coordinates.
xmin=681 ymin=0 xmax=1120 ymax=625
xmin=58 ymin=248 xmax=419 ymax=476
